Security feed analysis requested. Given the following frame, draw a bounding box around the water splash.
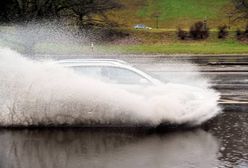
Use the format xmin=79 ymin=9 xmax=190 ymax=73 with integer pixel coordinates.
xmin=0 ymin=47 xmax=221 ymax=127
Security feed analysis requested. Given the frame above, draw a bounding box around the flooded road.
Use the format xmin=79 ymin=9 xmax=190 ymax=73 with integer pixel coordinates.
xmin=0 ymin=112 xmax=247 ymax=168
xmin=0 ymin=54 xmax=247 ymax=168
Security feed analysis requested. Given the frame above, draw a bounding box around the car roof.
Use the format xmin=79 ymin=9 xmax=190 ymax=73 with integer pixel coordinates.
xmin=56 ymin=59 xmax=164 ymax=86
xmin=56 ymin=59 xmax=132 ymax=67
xmin=57 ymin=59 xmax=128 ymax=64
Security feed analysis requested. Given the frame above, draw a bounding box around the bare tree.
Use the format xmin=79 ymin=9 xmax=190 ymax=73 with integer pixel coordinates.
xmin=0 ymin=0 xmax=122 ymax=28
xmin=232 ymin=0 xmax=248 ymax=21
xmin=59 ymin=0 xmax=122 ymax=30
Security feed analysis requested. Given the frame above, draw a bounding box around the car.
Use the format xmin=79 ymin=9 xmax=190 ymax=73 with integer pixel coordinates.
xmin=134 ymin=24 xmax=152 ymax=30
xmin=56 ymin=59 xmax=214 ymax=100
xmin=57 ymin=59 xmax=164 ymax=89
xmin=56 ymin=59 xmax=220 ymax=126
xmin=134 ymin=24 xmax=145 ymax=29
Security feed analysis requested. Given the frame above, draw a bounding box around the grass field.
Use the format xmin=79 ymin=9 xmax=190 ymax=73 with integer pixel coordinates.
xmin=31 ymin=39 xmax=248 ymax=55
xmin=2 ymin=39 xmax=247 ymax=55
xmin=138 ymin=0 xmax=229 ymax=20
xmin=1 ymin=28 xmax=247 ymax=55
xmin=111 ymin=40 xmax=248 ymax=54
xmin=109 ymin=0 xmax=245 ymax=29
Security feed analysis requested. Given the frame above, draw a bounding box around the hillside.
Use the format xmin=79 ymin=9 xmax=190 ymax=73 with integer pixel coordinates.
xmin=108 ymin=0 xmax=244 ymax=29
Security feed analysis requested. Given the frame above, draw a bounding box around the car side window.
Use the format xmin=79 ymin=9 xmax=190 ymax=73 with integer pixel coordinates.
xmin=72 ymin=66 xmax=102 ymax=78
xmin=101 ymin=67 xmax=150 ymax=85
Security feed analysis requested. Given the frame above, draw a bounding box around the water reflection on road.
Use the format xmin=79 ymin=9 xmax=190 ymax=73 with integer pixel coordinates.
xmin=0 ymin=113 xmax=247 ymax=168
xmin=0 ymin=128 xmax=219 ymax=168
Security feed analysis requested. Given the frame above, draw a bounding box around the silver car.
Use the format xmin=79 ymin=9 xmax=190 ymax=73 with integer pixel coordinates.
xmin=57 ymin=59 xmax=163 ymax=89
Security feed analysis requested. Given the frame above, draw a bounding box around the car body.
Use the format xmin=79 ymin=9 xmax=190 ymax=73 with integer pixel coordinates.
xmin=134 ymin=24 xmax=152 ymax=30
xmin=57 ymin=59 xmax=164 ymax=92
xmin=55 ymin=59 xmax=220 ymax=126
xmin=56 ymin=59 xmax=212 ymax=100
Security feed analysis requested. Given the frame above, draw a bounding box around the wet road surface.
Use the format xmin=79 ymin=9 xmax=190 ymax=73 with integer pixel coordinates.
xmin=0 ymin=55 xmax=247 ymax=168
xmin=0 ymin=112 xmax=247 ymax=168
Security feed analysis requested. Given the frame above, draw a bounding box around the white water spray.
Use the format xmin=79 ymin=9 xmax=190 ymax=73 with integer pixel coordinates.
xmin=0 ymin=48 xmax=221 ymax=126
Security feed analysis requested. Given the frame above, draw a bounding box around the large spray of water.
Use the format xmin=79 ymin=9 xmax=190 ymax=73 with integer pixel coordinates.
xmin=0 ymin=47 xmax=220 ymax=127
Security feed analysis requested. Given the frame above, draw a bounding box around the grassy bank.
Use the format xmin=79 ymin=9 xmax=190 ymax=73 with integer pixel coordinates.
xmin=2 ymin=41 xmax=247 ymax=55
xmin=32 ymin=39 xmax=248 ymax=55
xmin=1 ymin=26 xmax=247 ymax=55
xmin=108 ymin=40 xmax=248 ymax=54
xmin=109 ymin=0 xmax=245 ymax=29
xmin=101 ymin=29 xmax=248 ymax=55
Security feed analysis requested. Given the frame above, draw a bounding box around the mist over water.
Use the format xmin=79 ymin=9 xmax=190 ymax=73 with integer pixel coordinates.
xmin=0 ymin=47 xmax=221 ymax=127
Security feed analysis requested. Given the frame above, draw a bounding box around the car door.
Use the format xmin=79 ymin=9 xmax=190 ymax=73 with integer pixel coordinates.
xmin=71 ymin=66 xmax=106 ymax=82
xmin=101 ymin=66 xmax=153 ymax=93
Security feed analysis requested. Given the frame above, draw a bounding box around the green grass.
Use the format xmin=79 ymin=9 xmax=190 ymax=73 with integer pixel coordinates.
xmin=31 ymin=39 xmax=248 ymax=55
xmin=103 ymin=40 xmax=248 ymax=54
xmin=21 ymin=29 xmax=248 ymax=55
xmin=1 ymin=26 xmax=248 ymax=55
xmin=109 ymin=0 xmax=245 ymax=28
xmin=138 ymin=0 xmax=229 ymax=20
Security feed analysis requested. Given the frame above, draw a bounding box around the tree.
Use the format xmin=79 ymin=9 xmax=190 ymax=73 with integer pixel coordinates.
xmin=0 ymin=0 xmax=61 ymax=23
xmin=232 ymin=0 xmax=248 ymax=21
xmin=218 ymin=25 xmax=229 ymax=39
xmin=0 ymin=0 xmax=122 ymax=29
xmin=60 ymin=0 xmax=122 ymax=30
xmin=189 ymin=21 xmax=209 ymax=40
xmin=0 ymin=0 xmax=20 ymax=23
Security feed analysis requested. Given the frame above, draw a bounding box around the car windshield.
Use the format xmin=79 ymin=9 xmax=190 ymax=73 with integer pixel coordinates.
xmin=71 ymin=66 xmax=151 ymax=85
